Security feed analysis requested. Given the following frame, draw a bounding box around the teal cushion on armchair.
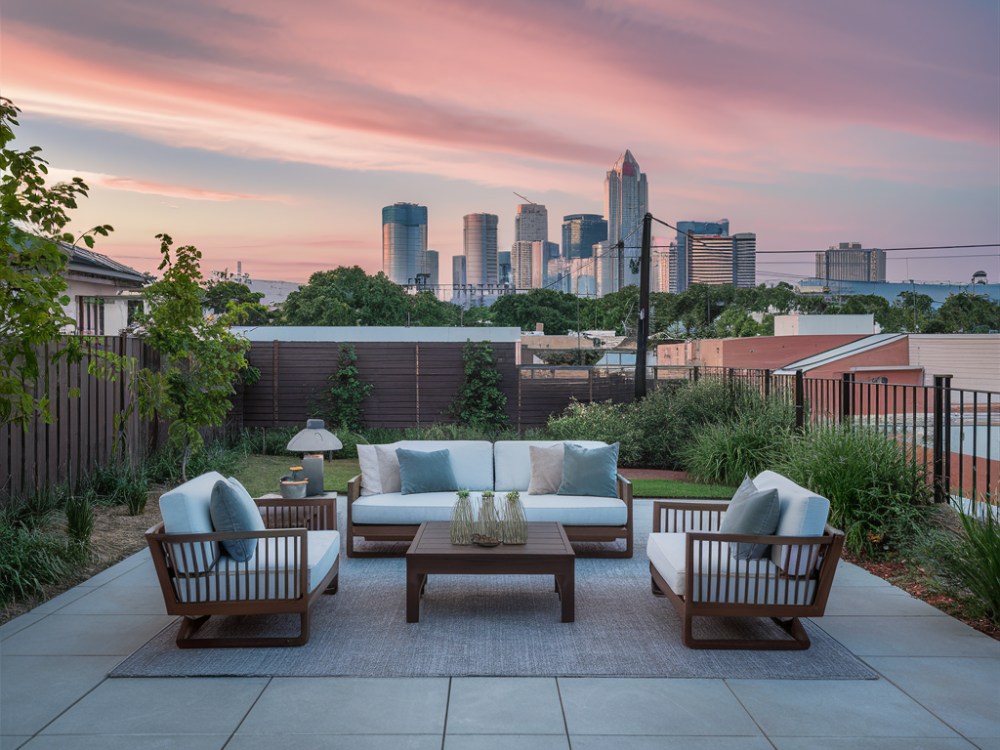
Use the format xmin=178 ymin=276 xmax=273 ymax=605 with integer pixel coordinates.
xmin=210 ymin=478 xmax=266 ymax=562
xmin=557 ymin=442 xmax=619 ymax=498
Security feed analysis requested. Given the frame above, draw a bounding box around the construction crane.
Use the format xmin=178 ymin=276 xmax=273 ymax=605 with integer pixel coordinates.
xmin=513 ymin=192 xmax=536 ymax=205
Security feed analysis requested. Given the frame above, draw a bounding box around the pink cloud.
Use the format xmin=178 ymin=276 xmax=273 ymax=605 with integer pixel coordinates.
xmin=45 ymin=168 xmax=291 ymax=203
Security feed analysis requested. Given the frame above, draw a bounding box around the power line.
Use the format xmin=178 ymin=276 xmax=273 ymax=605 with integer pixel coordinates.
xmin=757 ymin=244 xmax=999 ymax=254
xmin=759 ymin=252 xmax=1000 ymax=264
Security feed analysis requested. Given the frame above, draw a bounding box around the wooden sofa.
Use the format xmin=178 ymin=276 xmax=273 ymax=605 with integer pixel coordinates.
xmin=146 ymin=471 xmax=340 ymax=648
xmin=347 ymin=440 xmax=633 ymax=559
xmin=649 ymin=471 xmax=844 ymax=650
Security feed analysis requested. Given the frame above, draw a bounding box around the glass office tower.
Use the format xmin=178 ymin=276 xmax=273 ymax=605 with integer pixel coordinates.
xmin=464 ymin=213 xmax=499 ymax=286
xmin=671 ymin=219 xmax=729 ymax=293
xmin=515 ymin=204 xmax=548 ymax=243
xmin=562 ymin=214 xmax=607 ymax=261
xmin=382 ymin=202 xmax=428 ymax=286
xmin=604 ymin=150 xmax=648 ymax=293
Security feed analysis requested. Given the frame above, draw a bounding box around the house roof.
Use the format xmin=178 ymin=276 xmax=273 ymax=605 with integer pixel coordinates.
xmin=773 ymin=333 xmax=907 ymax=374
xmin=60 ymin=241 xmax=148 ymax=286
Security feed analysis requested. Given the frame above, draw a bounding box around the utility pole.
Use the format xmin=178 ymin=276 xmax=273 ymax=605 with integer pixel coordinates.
xmin=635 ymin=213 xmax=653 ymax=400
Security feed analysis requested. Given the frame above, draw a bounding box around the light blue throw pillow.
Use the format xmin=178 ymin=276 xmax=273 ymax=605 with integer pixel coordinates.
xmin=210 ymin=478 xmax=266 ymax=562
xmin=719 ymin=474 xmax=780 ymax=560
xmin=396 ymin=448 xmax=458 ymax=495
xmin=557 ymin=442 xmax=619 ymax=498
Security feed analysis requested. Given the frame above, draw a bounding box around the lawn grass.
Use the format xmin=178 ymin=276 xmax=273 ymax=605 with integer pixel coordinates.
xmin=629 ymin=479 xmax=736 ymax=499
xmin=238 ymin=455 xmax=361 ymax=496
xmin=236 ymin=454 xmax=734 ymax=500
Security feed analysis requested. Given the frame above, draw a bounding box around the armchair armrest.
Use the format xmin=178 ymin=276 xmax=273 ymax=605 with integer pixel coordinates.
xmin=347 ymin=474 xmax=362 ymax=505
xmin=653 ymin=499 xmax=730 ymax=533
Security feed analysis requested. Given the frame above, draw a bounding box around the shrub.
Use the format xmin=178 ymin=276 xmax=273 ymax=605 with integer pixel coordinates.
xmin=450 ymin=341 xmax=509 ymax=429
xmin=402 ymin=423 xmax=524 ymax=442
xmin=545 ymin=400 xmax=643 ymax=467
xmin=358 ymin=427 xmax=405 ymax=445
xmin=79 ymin=462 xmax=150 ymax=513
xmin=0 ymin=486 xmax=65 ymax=531
xmin=0 ymin=510 xmax=87 ymax=608
xmin=922 ymin=502 xmax=1000 ymax=626
xmin=65 ymin=493 xmax=95 ymax=545
xmin=309 ymin=343 xmax=374 ymax=431
xmin=778 ymin=426 xmax=933 ymax=559
xmin=682 ymin=410 xmax=794 ymax=486
xmin=145 ymin=440 xmax=245 ymax=485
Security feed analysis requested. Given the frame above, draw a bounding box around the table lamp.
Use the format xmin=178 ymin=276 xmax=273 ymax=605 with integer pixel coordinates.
xmin=286 ymin=419 xmax=343 ymax=496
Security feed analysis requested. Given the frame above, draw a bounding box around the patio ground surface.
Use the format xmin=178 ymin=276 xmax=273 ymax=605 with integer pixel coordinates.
xmin=2 ymin=498 xmax=998 ymax=749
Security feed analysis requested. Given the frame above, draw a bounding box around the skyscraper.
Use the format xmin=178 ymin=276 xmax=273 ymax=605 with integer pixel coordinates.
xmin=562 ymin=214 xmax=607 ymax=261
xmin=733 ymin=233 xmax=756 ymax=288
xmin=464 ymin=213 xmax=498 ymax=286
xmin=382 ymin=202 xmax=428 ymax=286
xmin=670 ymin=219 xmax=729 ymax=293
xmin=452 ymin=255 xmax=466 ymax=288
xmin=424 ymin=250 xmax=439 ymax=289
xmin=515 ymin=203 xmax=548 ymax=243
xmin=594 ymin=240 xmax=618 ymax=296
xmin=816 ymin=243 xmax=886 ymax=282
xmin=498 ymin=250 xmax=512 ymax=286
xmin=511 ymin=241 xmax=533 ymax=289
xmin=604 ymin=150 xmax=648 ymax=293
xmin=686 ymin=233 xmax=757 ymax=288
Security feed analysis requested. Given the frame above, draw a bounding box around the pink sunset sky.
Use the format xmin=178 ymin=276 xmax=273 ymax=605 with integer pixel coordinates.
xmin=3 ymin=0 xmax=998 ymax=286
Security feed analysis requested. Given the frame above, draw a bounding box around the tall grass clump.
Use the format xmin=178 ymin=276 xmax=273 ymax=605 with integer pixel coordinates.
xmin=65 ymin=493 xmax=95 ymax=545
xmin=0 ymin=504 xmax=87 ymax=608
xmin=79 ymin=462 xmax=150 ymax=514
xmin=681 ymin=399 xmax=795 ymax=486
xmin=778 ymin=426 xmax=933 ymax=559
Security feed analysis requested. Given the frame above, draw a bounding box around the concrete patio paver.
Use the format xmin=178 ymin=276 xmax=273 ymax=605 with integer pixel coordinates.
xmin=558 ymin=677 xmax=764 ymax=737
xmin=0 ymin=655 xmax=123 ymax=736
xmin=228 ymin=736 xmax=444 ymax=750
xmin=823 ymin=585 xmax=951 ymax=617
xmin=39 ymin=677 xmax=269 ymax=736
xmin=446 ymin=677 xmax=565 ymax=734
xmin=0 ymin=613 xmax=47 ymax=641
xmin=18 ymin=735 xmax=231 ymax=750
xmin=726 ymin=679 xmax=966 ymax=738
xmin=815 ymin=615 xmax=1000 ymax=658
xmin=0 ymin=614 xmax=175 ymax=657
xmin=865 ymin=656 xmax=1000 ymax=739
xmin=570 ymin=737 xmax=776 ymax=750
xmin=768 ymin=739 xmax=984 ymax=749
xmin=235 ymin=677 xmax=450 ymax=736
xmin=445 ymin=735 xmax=570 ymax=750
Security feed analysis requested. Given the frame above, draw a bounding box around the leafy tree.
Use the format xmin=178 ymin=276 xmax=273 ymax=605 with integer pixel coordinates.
xmin=490 ymin=288 xmax=579 ymax=334
xmin=937 ymin=292 xmax=1000 ymax=333
xmin=711 ymin=306 xmax=762 ymax=338
xmin=139 ymin=234 xmax=251 ymax=480
xmin=450 ymin=341 xmax=509 ymax=429
xmin=1 ymin=98 xmax=113 ymax=429
xmin=203 ymin=279 xmax=270 ymax=325
xmin=309 ymin=343 xmax=373 ymax=431
xmin=409 ymin=291 xmax=459 ymax=326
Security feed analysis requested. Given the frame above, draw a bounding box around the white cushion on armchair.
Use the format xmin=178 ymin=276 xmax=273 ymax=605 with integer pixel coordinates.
xmin=753 ymin=471 xmax=830 ymax=575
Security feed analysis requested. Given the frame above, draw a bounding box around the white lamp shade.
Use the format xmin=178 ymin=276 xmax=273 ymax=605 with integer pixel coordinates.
xmin=286 ymin=419 xmax=343 ymax=452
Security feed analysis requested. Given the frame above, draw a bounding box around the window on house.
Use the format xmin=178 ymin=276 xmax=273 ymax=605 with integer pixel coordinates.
xmin=127 ymin=300 xmax=144 ymax=327
xmin=78 ymin=297 xmax=105 ymax=335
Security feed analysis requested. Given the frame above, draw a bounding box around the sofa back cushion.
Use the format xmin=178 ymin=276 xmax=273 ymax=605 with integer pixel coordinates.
xmin=753 ymin=470 xmax=831 ymax=575
xmin=395 ymin=440 xmax=494 ymax=491
xmin=159 ymin=470 xmax=226 ymax=573
xmin=494 ymin=441 xmax=609 ymax=493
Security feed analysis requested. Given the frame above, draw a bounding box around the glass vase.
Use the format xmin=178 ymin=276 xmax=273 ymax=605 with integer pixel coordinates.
xmin=450 ymin=493 xmax=475 ymax=545
xmin=477 ymin=492 xmax=501 ymax=540
xmin=501 ymin=491 xmax=528 ymax=544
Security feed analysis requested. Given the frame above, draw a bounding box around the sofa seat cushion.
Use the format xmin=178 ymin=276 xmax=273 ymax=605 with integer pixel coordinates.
xmin=174 ymin=530 xmax=340 ymax=602
xmin=647 ymin=532 xmax=816 ymax=605
xmin=494 ymin=441 xmax=610 ymax=492
xmin=753 ymin=471 xmax=831 ymax=575
xmin=352 ymin=492 xmax=627 ymax=527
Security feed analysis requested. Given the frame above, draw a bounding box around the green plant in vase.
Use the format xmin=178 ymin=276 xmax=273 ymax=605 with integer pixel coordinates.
xmin=478 ymin=491 xmax=501 ymax=541
xmin=451 ymin=489 xmax=475 ymax=545
xmin=502 ymin=490 xmax=528 ymax=544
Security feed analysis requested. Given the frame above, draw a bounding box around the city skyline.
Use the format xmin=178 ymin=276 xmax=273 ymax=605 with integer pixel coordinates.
xmin=3 ymin=0 xmax=997 ymax=287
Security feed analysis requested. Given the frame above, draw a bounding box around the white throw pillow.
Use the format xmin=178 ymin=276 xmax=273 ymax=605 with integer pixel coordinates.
xmin=374 ymin=442 xmax=402 ymax=494
xmin=356 ymin=444 xmax=381 ymax=496
xmin=528 ymin=443 xmax=564 ymax=495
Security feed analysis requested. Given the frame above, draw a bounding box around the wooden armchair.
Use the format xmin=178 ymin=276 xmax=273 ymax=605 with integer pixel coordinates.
xmin=650 ymin=498 xmax=844 ymax=650
xmin=146 ymin=493 xmax=339 ymax=649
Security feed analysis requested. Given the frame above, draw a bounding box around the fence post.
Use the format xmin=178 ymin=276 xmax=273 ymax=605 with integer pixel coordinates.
xmin=840 ymin=372 xmax=854 ymax=424
xmin=272 ymin=340 xmax=279 ymax=426
xmin=764 ymin=369 xmax=771 ymax=400
xmin=794 ymin=370 xmax=805 ymax=432
xmin=692 ymin=366 xmax=700 ymax=383
xmin=932 ymin=374 xmax=953 ymax=503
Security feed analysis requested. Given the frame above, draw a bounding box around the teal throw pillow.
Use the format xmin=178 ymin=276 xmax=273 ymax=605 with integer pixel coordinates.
xmin=210 ymin=478 xmax=266 ymax=562
xmin=557 ymin=442 xmax=619 ymax=498
xmin=719 ymin=475 xmax=780 ymax=560
xmin=396 ymin=448 xmax=458 ymax=495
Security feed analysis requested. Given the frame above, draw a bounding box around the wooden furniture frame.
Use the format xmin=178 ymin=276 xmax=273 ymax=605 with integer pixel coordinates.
xmin=405 ymin=521 xmax=575 ymax=623
xmin=347 ymin=475 xmax=633 ymax=559
xmin=651 ymin=500 xmax=844 ymax=650
xmin=145 ymin=494 xmax=339 ymax=649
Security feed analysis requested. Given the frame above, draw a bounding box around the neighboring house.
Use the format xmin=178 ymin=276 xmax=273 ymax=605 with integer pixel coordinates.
xmin=57 ymin=241 xmax=149 ymax=335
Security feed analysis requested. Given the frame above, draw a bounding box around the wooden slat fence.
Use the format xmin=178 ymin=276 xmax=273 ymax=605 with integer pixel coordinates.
xmin=1 ymin=335 xmax=160 ymax=504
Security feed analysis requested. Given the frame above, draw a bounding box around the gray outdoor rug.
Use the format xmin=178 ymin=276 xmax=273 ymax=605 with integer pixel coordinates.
xmin=111 ymin=503 xmax=876 ymax=680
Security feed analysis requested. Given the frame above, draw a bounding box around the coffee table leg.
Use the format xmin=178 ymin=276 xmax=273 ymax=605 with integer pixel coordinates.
xmin=558 ymin=568 xmax=575 ymax=623
xmin=407 ymin=570 xmax=424 ymax=623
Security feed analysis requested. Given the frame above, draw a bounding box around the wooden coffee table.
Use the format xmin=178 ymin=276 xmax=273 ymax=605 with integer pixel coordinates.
xmin=405 ymin=522 xmax=576 ymax=623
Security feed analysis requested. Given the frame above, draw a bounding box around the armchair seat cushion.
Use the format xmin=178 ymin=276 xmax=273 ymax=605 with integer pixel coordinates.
xmin=175 ymin=530 xmax=340 ymax=602
xmin=647 ymin=532 xmax=816 ymax=605
xmin=351 ymin=492 xmax=628 ymax=527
